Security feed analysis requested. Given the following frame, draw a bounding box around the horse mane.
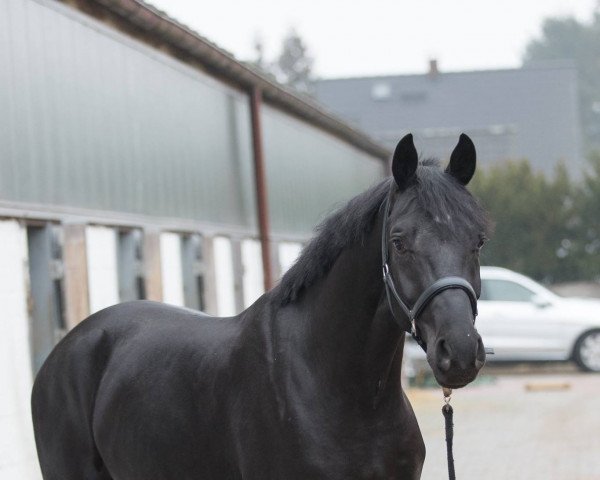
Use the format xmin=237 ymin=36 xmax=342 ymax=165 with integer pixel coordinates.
xmin=273 ymin=158 xmax=490 ymax=305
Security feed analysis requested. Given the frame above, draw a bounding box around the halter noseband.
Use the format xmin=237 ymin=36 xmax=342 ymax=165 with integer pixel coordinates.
xmin=381 ymin=190 xmax=479 ymax=352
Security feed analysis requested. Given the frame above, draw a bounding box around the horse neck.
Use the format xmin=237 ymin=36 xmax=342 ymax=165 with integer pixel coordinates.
xmin=295 ymin=210 xmax=405 ymax=403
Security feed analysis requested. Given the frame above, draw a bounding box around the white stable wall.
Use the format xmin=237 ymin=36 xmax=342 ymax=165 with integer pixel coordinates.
xmin=0 ymin=220 xmax=42 ymax=480
xmin=160 ymin=233 xmax=185 ymax=307
xmin=213 ymin=236 xmax=236 ymax=316
xmin=278 ymin=241 xmax=303 ymax=275
xmin=86 ymin=226 xmax=119 ymax=314
xmin=241 ymin=239 xmax=264 ymax=308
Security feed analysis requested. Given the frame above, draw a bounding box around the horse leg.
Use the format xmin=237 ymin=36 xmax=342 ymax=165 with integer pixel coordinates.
xmin=386 ymin=392 xmax=426 ymax=479
xmin=32 ymin=327 xmax=113 ymax=480
xmin=32 ymin=416 xmax=113 ymax=480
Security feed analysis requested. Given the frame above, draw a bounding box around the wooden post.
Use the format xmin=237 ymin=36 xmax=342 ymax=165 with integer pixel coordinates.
xmin=143 ymin=229 xmax=163 ymax=302
xmin=250 ymin=87 xmax=274 ymax=291
xmin=201 ymin=236 xmax=218 ymax=315
xmin=63 ymin=223 xmax=90 ymax=329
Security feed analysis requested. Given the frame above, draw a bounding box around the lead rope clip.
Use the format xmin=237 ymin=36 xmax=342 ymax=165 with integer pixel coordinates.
xmin=442 ymin=387 xmax=452 ymax=405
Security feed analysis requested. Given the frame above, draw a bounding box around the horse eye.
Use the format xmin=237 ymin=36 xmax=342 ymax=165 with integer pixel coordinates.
xmin=476 ymin=237 xmax=486 ymax=250
xmin=392 ymin=238 xmax=407 ymax=253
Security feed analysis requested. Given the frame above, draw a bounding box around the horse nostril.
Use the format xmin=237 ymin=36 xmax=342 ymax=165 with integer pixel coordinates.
xmin=436 ymin=338 xmax=452 ymax=372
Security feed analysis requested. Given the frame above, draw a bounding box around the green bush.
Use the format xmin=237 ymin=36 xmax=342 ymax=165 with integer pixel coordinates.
xmin=470 ymin=154 xmax=600 ymax=283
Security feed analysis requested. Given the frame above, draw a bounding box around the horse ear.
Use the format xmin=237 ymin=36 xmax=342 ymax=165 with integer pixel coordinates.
xmin=446 ymin=133 xmax=476 ymax=185
xmin=392 ymin=134 xmax=418 ymax=189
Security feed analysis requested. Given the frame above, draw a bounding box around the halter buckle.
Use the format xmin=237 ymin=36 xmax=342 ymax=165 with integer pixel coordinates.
xmin=382 ymin=263 xmax=389 ymax=281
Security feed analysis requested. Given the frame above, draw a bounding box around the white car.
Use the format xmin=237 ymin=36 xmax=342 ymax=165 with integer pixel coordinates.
xmin=477 ymin=267 xmax=600 ymax=371
xmin=405 ymin=267 xmax=600 ymax=372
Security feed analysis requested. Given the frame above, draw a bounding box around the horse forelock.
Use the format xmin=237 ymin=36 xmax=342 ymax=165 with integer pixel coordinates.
xmin=412 ymin=158 xmax=491 ymax=239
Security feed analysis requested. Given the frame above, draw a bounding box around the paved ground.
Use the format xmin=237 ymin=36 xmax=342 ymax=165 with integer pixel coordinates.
xmin=407 ymin=365 xmax=600 ymax=480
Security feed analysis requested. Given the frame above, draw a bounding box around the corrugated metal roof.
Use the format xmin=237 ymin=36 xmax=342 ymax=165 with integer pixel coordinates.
xmin=2 ymin=0 xmax=387 ymax=235
xmin=62 ymin=0 xmax=391 ymax=162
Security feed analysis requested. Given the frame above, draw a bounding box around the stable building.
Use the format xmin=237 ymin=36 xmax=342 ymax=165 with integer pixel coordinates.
xmin=0 ymin=1 xmax=389 ymax=477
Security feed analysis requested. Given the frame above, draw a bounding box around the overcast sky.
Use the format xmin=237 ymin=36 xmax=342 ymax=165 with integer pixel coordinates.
xmin=148 ymin=0 xmax=597 ymax=79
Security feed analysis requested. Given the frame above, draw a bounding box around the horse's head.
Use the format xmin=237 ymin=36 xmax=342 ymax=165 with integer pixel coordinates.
xmin=384 ymin=133 xmax=489 ymax=389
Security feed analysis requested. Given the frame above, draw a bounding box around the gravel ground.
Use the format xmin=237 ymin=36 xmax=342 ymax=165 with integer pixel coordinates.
xmin=407 ymin=367 xmax=600 ymax=480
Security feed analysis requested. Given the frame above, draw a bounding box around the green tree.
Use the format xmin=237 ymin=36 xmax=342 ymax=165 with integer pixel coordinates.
xmin=523 ymin=5 xmax=600 ymax=149
xmin=470 ymin=160 xmax=580 ymax=283
xmin=574 ymin=152 xmax=600 ymax=280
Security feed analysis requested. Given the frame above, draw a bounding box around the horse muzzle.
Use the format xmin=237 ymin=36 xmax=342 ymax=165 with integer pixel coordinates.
xmin=428 ymin=330 xmax=487 ymax=388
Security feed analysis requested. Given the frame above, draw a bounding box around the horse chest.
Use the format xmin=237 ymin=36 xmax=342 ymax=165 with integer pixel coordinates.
xmin=262 ymin=400 xmax=424 ymax=480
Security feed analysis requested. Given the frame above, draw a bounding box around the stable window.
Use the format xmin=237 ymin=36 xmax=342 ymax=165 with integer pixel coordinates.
xmin=371 ymin=82 xmax=392 ymax=101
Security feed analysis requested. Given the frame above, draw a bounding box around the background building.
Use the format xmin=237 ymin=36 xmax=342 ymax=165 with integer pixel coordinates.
xmin=314 ymin=61 xmax=584 ymax=176
xmin=0 ymin=0 xmax=389 ymax=477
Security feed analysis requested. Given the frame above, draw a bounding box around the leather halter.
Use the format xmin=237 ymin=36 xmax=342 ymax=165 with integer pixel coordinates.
xmin=380 ymin=190 xmax=479 ymax=352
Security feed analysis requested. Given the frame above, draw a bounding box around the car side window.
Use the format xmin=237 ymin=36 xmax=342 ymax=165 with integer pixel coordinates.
xmin=481 ymin=279 xmax=536 ymax=302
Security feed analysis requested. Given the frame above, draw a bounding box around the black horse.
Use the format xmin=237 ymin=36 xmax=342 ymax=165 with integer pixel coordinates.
xmin=32 ymin=134 xmax=490 ymax=479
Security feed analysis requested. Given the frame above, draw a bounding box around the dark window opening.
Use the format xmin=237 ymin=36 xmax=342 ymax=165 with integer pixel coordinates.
xmin=118 ymin=229 xmax=145 ymax=302
xmin=136 ymin=276 xmax=146 ymax=301
xmin=27 ymin=224 xmax=65 ymax=373
xmin=182 ymin=234 xmax=206 ymax=312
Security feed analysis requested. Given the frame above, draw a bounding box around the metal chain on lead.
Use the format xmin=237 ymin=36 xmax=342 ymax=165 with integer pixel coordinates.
xmin=443 ymin=387 xmax=452 ymax=404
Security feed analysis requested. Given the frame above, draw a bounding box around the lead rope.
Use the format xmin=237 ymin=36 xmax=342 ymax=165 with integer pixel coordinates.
xmin=442 ymin=388 xmax=455 ymax=480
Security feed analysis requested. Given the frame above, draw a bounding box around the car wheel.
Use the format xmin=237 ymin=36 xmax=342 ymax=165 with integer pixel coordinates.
xmin=574 ymin=330 xmax=600 ymax=372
